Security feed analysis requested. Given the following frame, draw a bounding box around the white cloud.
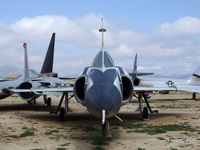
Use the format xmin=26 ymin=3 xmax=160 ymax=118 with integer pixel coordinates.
xmin=157 ymin=16 xmax=200 ymax=36
xmin=1 ymin=14 xmax=200 ymax=76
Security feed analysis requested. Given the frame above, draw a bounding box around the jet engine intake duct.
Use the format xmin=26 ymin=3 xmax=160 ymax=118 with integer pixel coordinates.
xmin=18 ymin=82 xmax=35 ymax=101
xmin=122 ymin=76 xmax=133 ymax=102
xmin=74 ymin=77 xmax=85 ymax=103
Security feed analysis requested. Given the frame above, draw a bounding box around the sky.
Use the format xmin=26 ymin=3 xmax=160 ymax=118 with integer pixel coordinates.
xmin=1 ymin=0 xmax=200 ymax=76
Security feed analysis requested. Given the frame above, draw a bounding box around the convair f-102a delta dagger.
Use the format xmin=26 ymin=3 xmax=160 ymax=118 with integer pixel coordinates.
xmin=16 ymin=19 xmax=176 ymax=135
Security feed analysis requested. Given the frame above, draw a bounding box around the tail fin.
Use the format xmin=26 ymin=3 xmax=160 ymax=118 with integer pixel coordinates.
xmin=187 ymin=66 xmax=200 ymax=85
xmin=40 ymin=33 xmax=55 ymax=73
xmin=23 ymin=43 xmax=30 ymax=81
xmin=132 ymin=53 xmax=138 ymax=80
xmin=187 ymin=74 xmax=200 ymax=85
xmin=129 ymin=53 xmax=153 ymax=79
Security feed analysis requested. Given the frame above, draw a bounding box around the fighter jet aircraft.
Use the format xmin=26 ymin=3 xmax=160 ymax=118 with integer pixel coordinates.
xmin=0 ymin=33 xmax=69 ymax=105
xmin=73 ymin=28 xmax=133 ymax=126
xmin=16 ymin=19 xmax=177 ymax=135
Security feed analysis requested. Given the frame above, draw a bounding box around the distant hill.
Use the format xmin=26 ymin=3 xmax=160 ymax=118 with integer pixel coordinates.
xmin=0 ymin=66 xmax=22 ymax=77
xmin=0 ymin=66 xmax=38 ymax=78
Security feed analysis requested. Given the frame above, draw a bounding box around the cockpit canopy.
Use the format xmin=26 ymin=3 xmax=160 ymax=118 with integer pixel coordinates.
xmin=92 ymin=50 xmax=115 ymax=68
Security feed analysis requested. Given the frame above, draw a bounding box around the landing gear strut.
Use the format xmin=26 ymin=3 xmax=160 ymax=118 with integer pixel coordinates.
xmin=135 ymin=92 xmax=158 ymax=119
xmin=50 ymin=92 xmax=74 ymax=121
xmin=141 ymin=92 xmax=158 ymax=114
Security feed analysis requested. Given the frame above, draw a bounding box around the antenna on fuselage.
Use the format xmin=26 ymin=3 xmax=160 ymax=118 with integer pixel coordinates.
xmin=99 ymin=17 xmax=106 ymax=50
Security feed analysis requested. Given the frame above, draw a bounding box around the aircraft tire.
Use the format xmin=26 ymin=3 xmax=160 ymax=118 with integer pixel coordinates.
xmin=102 ymin=122 xmax=109 ymax=137
xmin=47 ymin=98 xmax=51 ymax=107
xmin=59 ymin=107 xmax=65 ymax=121
xmin=143 ymin=107 xmax=148 ymax=119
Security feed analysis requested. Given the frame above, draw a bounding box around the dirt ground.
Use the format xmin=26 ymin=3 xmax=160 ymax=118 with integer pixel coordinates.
xmin=0 ymin=93 xmax=200 ymax=150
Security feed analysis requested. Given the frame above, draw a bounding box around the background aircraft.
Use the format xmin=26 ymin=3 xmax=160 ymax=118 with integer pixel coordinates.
xmin=132 ymin=53 xmax=200 ymax=101
xmin=0 ymin=33 xmax=69 ymax=105
xmin=129 ymin=53 xmax=154 ymax=86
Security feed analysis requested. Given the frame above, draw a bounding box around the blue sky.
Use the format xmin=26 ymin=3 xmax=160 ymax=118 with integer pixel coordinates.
xmin=1 ymin=0 xmax=200 ymax=76
xmin=1 ymin=0 xmax=200 ymax=32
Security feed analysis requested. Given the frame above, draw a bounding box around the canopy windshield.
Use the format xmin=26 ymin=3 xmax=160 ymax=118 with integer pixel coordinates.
xmin=92 ymin=50 xmax=115 ymax=68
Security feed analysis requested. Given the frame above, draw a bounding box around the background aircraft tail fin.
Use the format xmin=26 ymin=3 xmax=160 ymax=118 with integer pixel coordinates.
xmin=129 ymin=53 xmax=154 ymax=81
xmin=23 ymin=43 xmax=30 ymax=81
xmin=40 ymin=33 xmax=55 ymax=74
xmin=187 ymin=65 xmax=200 ymax=85
xmin=132 ymin=53 xmax=137 ymax=80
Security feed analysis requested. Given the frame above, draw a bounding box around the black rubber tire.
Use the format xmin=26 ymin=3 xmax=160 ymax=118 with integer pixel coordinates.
xmin=102 ymin=122 xmax=109 ymax=137
xmin=59 ymin=107 xmax=65 ymax=122
xmin=47 ymin=98 xmax=51 ymax=107
xmin=143 ymin=107 xmax=148 ymax=119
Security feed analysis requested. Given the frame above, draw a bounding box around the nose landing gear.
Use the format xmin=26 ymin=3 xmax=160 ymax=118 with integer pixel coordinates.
xmin=101 ymin=109 xmax=109 ymax=137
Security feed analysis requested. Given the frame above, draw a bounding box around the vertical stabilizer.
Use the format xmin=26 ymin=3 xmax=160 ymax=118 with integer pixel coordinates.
xmin=40 ymin=33 xmax=55 ymax=73
xmin=23 ymin=43 xmax=30 ymax=81
xmin=132 ymin=53 xmax=138 ymax=80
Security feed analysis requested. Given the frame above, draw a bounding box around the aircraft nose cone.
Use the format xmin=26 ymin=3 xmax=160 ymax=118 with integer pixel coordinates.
xmin=85 ymin=83 xmax=122 ymax=118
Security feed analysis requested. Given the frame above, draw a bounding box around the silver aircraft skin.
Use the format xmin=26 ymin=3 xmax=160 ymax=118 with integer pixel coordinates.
xmin=132 ymin=53 xmax=200 ymax=93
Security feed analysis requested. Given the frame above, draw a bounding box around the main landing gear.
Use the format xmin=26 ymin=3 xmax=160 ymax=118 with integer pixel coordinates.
xmin=192 ymin=92 xmax=197 ymax=100
xmin=50 ymin=92 xmax=74 ymax=121
xmin=135 ymin=92 xmax=158 ymax=119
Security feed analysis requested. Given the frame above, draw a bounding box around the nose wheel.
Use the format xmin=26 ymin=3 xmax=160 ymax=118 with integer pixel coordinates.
xmin=102 ymin=121 xmax=109 ymax=137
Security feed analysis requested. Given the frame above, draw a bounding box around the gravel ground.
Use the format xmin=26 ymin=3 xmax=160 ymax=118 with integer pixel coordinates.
xmin=0 ymin=93 xmax=200 ymax=150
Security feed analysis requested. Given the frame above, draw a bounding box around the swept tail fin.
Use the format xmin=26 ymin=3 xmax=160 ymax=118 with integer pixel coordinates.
xmin=40 ymin=33 xmax=55 ymax=73
xmin=23 ymin=43 xmax=30 ymax=81
xmin=132 ymin=53 xmax=138 ymax=80
xmin=129 ymin=53 xmax=153 ymax=79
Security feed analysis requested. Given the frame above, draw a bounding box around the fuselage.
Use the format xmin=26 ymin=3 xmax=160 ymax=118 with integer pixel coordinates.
xmin=74 ymin=50 xmax=133 ymax=118
xmin=85 ymin=67 xmax=123 ymax=118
